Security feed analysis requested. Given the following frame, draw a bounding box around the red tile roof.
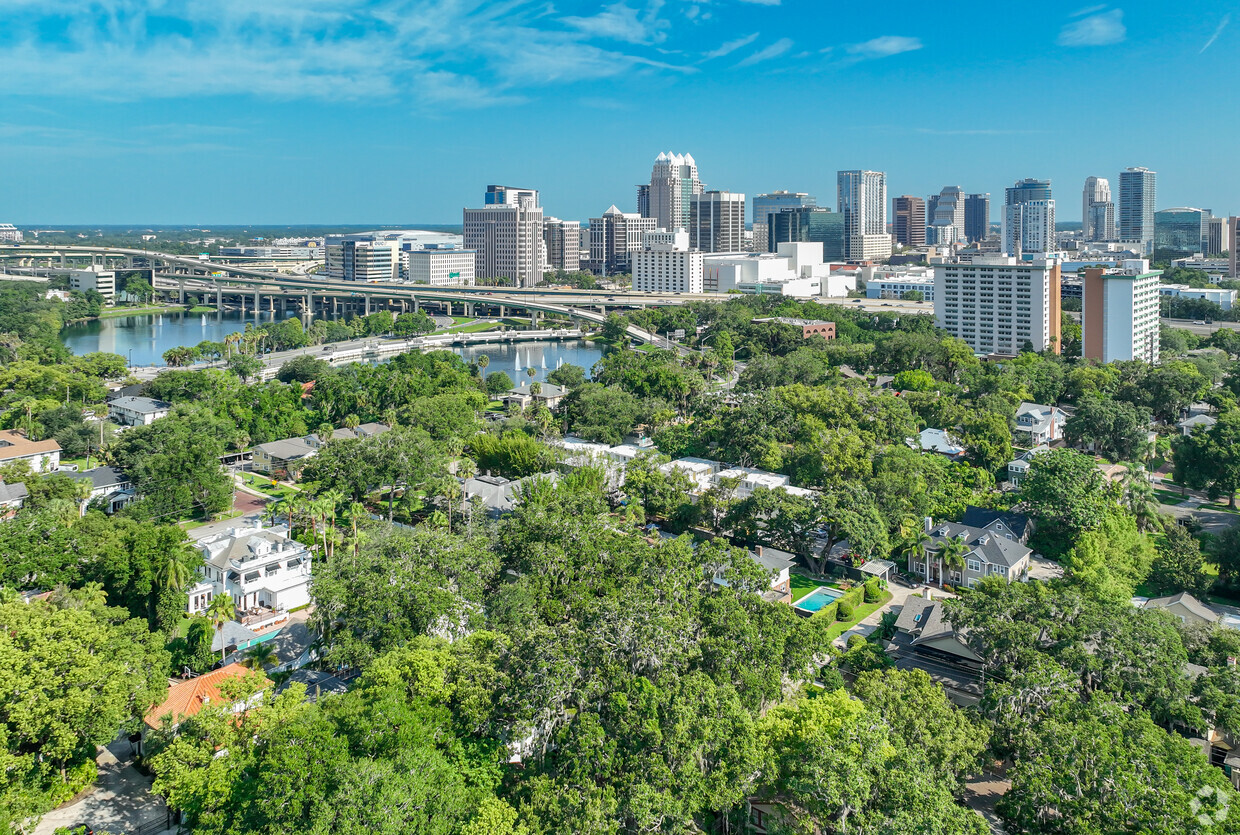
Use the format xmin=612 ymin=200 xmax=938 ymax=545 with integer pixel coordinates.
xmin=144 ymin=663 xmax=272 ymax=729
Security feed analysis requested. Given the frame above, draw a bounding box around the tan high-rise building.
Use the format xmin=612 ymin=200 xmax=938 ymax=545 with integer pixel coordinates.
xmin=893 ymin=196 xmax=926 ymax=247
xmin=934 ymin=256 xmax=1061 ymax=356
xmin=463 ymin=185 xmax=545 ymax=287
xmin=1230 ymin=217 xmax=1238 ymax=278
xmin=641 ymin=152 xmax=703 ymax=232
xmin=542 ymin=217 xmax=581 ymax=272
xmin=589 ymin=205 xmax=657 ymax=275
xmin=689 ymin=191 xmax=745 ymax=253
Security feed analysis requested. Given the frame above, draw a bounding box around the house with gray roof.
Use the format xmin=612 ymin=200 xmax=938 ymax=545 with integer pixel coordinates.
xmin=464 ymin=472 xmax=560 ymax=518
xmin=960 ymin=506 xmax=1032 ymax=545
xmin=252 ymin=436 xmax=321 ymax=478
xmin=501 ymin=383 xmax=568 ymax=410
xmin=331 ymin=422 xmax=390 ymax=441
xmin=65 ymin=466 xmax=134 ymax=514
xmin=913 ymin=428 xmax=966 ymax=460
xmin=884 ymin=596 xmax=983 ymax=705
xmin=908 ymin=518 xmax=1033 ymax=589
xmin=0 ymin=481 xmax=27 ymax=519
xmin=108 ymin=395 xmax=172 ymax=427
xmin=186 ymin=522 xmax=312 ymax=626
xmin=1014 ymin=401 xmax=1065 ymax=446
xmin=1142 ymin=592 xmax=1221 ymax=628
xmin=1178 ymin=414 xmax=1218 ymax=437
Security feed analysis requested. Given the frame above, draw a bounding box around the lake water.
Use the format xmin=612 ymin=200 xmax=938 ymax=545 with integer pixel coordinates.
xmin=60 ymin=310 xmax=607 ymax=378
xmin=60 ymin=310 xmax=279 ymax=367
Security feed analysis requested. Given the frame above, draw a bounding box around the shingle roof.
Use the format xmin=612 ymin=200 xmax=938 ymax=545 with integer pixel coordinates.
xmin=254 ymin=437 xmax=317 ymax=461
xmin=1146 ymin=591 xmax=1220 ymax=623
xmin=0 ymin=430 xmax=60 ymax=459
xmin=0 ymin=482 xmax=27 ymax=503
xmin=961 ymin=506 xmax=1031 ymax=541
xmin=65 ymin=466 xmax=130 ymax=491
xmin=110 ymin=395 xmax=171 ymax=414
xmin=144 ymin=663 xmax=272 ymax=728
xmin=926 ymin=520 xmax=1032 ymax=568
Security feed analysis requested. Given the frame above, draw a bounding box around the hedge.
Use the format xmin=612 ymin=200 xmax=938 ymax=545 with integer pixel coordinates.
xmin=836 ymin=600 xmax=854 ymax=621
xmin=863 ymin=580 xmax=882 ymax=604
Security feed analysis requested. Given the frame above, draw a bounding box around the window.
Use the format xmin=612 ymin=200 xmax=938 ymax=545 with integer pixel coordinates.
xmin=967 ymin=558 xmax=981 ymax=572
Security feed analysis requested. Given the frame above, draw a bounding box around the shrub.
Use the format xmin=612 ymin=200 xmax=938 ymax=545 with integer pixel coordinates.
xmin=864 ymin=580 xmax=882 ymax=604
xmin=818 ymin=666 xmax=847 ymax=691
xmin=837 ymin=600 xmax=854 ymax=621
xmin=812 ymin=602 xmax=839 ymax=624
xmin=846 ymin=633 xmax=866 ymax=648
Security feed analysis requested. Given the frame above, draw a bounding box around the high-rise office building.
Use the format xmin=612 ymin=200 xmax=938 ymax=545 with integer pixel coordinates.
xmin=753 ymin=191 xmax=816 ymax=253
xmin=641 ymin=152 xmax=703 ymax=232
xmin=1206 ymin=217 xmax=1230 ymax=258
xmin=928 ymin=186 xmax=965 ymax=245
xmin=1119 ymin=167 xmax=1157 ymax=254
xmin=837 ymin=170 xmax=890 ymax=261
xmin=589 ymin=205 xmax=657 ymax=275
xmin=634 ymin=229 xmax=704 ymax=294
xmin=1082 ymin=260 xmax=1162 ymax=364
xmin=964 ymin=194 xmax=990 ymax=242
xmin=542 ymin=217 xmax=581 ymax=272
xmin=463 ymin=185 xmax=545 ymax=288
xmin=934 ymin=256 xmax=1061 ymax=355
xmin=1082 ymin=177 xmax=1115 ymax=241
xmin=1002 ymin=179 xmax=1055 ymax=257
xmin=690 ymin=191 xmax=746 ymax=253
xmin=325 ymin=235 xmax=398 ymax=282
xmin=768 ymin=207 xmax=847 ymax=260
xmin=893 ymin=196 xmax=926 ymax=247
xmin=1154 ymin=208 xmax=1211 ymax=259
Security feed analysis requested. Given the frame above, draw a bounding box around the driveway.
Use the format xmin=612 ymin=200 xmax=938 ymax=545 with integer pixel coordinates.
xmin=32 ymin=737 xmax=169 ymax=835
xmin=833 ymin=581 xmax=937 ymax=649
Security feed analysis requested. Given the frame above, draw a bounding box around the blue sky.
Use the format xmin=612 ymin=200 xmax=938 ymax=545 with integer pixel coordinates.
xmin=1 ymin=0 xmax=1236 ymax=225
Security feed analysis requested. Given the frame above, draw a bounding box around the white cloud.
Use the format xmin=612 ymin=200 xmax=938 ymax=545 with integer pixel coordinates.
xmin=1057 ymin=8 xmax=1126 ymax=46
xmin=1200 ymin=13 xmax=1230 ymax=53
xmin=845 ymin=35 xmax=923 ymax=59
xmin=735 ymin=36 xmax=793 ymax=67
xmin=562 ymin=1 xmax=670 ymax=45
xmin=704 ymin=32 xmax=759 ymax=59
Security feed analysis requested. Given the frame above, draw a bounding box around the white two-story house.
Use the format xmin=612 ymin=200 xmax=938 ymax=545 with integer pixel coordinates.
xmin=187 ymin=522 xmax=312 ymax=625
xmin=1013 ymin=402 xmax=1065 ymax=446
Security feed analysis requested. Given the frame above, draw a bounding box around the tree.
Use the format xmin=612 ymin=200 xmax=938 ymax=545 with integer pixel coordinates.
xmin=205 ymin=593 xmax=235 ymax=662
xmin=937 ymin=536 xmax=969 ymax=588
xmin=547 ymin=363 xmax=586 ymax=389
xmin=1064 ymin=396 xmax=1151 ymax=462
xmin=560 ymin=383 xmax=644 ymax=446
xmin=243 ymin=641 xmax=278 ymax=671
xmin=226 ymin=353 xmax=264 ymax=382
xmin=1174 ymin=410 xmax=1240 ymax=507
xmin=1019 ymin=448 xmax=1117 ymax=557
xmin=1149 ymin=523 xmax=1213 ymax=598
xmin=275 ymin=355 xmax=332 ymax=384
xmin=484 ymin=371 xmax=514 ymax=396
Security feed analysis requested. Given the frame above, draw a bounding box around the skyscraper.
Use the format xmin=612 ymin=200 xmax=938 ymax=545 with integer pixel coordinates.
xmin=1231 ymin=218 xmax=1239 ymax=278
xmin=935 ymin=257 xmax=1061 ymax=355
xmin=1206 ymin=217 xmax=1230 ymax=258
xmin=689 ymin=191 xmax=746 ymax=253
xmin=542 ymin=217 xmax=581 ymax=272
xmin=1082 ymin=260 xmax=1162 ymax=364
xmin=463 ymin=185 xmax=545 ymax=287
xmin=964 ymin=194 xmax=990 ymax=242
xmin=641 ymin=152 xmax=703 ymax=232
xmin=893 ymin=196 xmax=926 ymax=247
xmin=589 ymin=205 xmax=657 ymax=275
xmin=753 ymin=191 xmax=816 ymax=253
xmin=928 ymin=186 xmax=965 ymax=245
xmin=768 ymin=207 xmax=846 ymax=260
xmin=1082 ymin=176 xmax=1115 ymax=241
xmin=837 ymin=170 xmax=890 ymax=261
xmin=1119 ymin=167 xmax=1157 ymax=253
xmin=1154 ymin=208 xmax=1210 ymax=259
xmin=1002 ymin=179 xmax=1055 ymax=257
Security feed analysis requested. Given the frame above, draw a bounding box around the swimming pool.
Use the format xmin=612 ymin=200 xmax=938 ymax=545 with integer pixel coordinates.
xmin=794 ymin=586 xmax=846 ymax=615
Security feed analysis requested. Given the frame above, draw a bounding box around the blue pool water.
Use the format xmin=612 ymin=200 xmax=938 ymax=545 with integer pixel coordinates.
xmin=795 ymin=587 xmax=845 ymax=612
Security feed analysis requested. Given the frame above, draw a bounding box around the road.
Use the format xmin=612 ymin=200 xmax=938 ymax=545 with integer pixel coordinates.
xmin=1161 ymin=318 xmax=1240 ymax=336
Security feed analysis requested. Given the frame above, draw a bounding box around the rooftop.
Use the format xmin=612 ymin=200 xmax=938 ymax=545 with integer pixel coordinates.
xmin=144 ymin=663 xmax=272 ymax=728
xmin=110 ymin=395 xmax=172 ymax=414
xmin=0 ymin=430 xmax=60 ymax=459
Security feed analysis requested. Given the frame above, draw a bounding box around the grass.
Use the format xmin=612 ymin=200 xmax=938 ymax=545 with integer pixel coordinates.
xmin=186 ymin=305 xmax=218 ymax=314
xmin=1153 ymin=487 xmax=1191 ymax=505
xmin=823 ymin=590 xmax=894 ymax=643
xmin=98 ymin=304 xmax=185 ymax=318
xmin=438 ymin=321 xmax=500 ymax=335
xmin=240 ymin=474 xmax=298 ymax=500
xmin=181 ymin=509 xmax=243 ymax=530
xmin=790 ymin=571 xmax=823 ymax=603
xmin=57 ymin=456 xmax=91 ymax=471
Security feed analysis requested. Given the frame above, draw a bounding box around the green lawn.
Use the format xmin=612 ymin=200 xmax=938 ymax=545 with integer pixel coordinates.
xmin=186 ymin=305 xmax=218 ymax=314
xmin=181 ymin=510 xmax=242 ymax=530
xmin=1153 ymin=487 xmax=1191 ymax=505
xmin=58 ymin=456 xmax=92 ymax=471
xmin=790 ymin=571 xmax=823 ymax=603
xmin=823 ymin=590 xmax=894 ymax=643
xmin=99 ymin=304 xmax=185 ymax=318
xmin=240 ymin=474 xmax=297 ymax=500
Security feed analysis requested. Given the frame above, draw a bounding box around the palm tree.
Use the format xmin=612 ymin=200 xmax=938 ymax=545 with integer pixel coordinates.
xmin=156 ymin=545 xmax=195 ymax=593
xmin=476 ymin=353 xmax=490 ymax=377
xmin=525 ymin=367 xmax=536 ymax=385
xmin=243 ymin=642 xmax=278 ymax=671
xmin=897 ymin=527 xmax=931 ymax=581
xmin=1124 ymin=466 xmax=1162 ymax=531
xmin=456 ymin=457 xmax=478 ymax=527
xmin=937 ymin=537 xmax=969 ymax=589
xmin=344 ymin=502 xmax=368 ymax=557
xmin=205 ymin=593 xmax=236 ymax=662
xmin=530 ymin=381 xmax=542 ymax=396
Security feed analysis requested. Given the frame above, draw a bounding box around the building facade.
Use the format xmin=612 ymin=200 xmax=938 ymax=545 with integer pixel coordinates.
xmin=463 ymin=185 xmax=545 ymax=287
xmin=403 ymin=245 xmax=476 ymax=286
xmin=1002 ymin=179 xmax=1055 ymax=257
xmin=893 ymin=196 xmax=927 ymax=247
xmin=324 ymin=236 xmax=397 ymax=282
xmin=753 ymin=191 xmax=816 ymax=253
xmin=689 ymin=190 xmax=746 ymax=253
xmin=1154 ymin=208 xmax=1210 ymax=259
xmin=589 ymin=205 xmax=657 ymax=275
xmin=633 ymin=229 xmax=703 ymax=294
xmin=1082 ymin=260 xmax=1162 ymax=364
xmin=1119 ymin=167 xmax=1157 ymax=254
xmin=0 ymin=224 xmax=22 ymax=242
xmin=1206 ymin=217 xmax=1230 ymax=258
xmin=964 ymin=193 xmax=990 ymax=242
xmin=68 ymin=267 xmax=116 ymax=301
xmin=187 ymin=522 xmax=313 ymax=617
xmin=642 ymin=152 xmax=703 ymax=232
xmin=1082 ymin=176 xmax=1115 ymax=242
xmin=1231 ymin=217 xmax=1239 ymax=278
xmin=867 ymin=276 xmax=935 ymax=301
xmin=934 ymin=257 xmax=1062 ymax=356
xmin=837 ymin=170 xmax=890 ymax=261
xmin=928 ymin=186 xmax=965 ymax=245
xmin=768 ymin=207 xmax=846 ymax=259
xmin=542 ymin=217 xmax=581 ymax=273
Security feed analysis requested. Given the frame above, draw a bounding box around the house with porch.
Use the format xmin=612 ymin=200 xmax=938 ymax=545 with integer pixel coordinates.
xmin=186 ymin=522 xmax=312 ymax=629
xmin=65 ymin=466 xmax=134 ymax=514
xmin=501 ymin=383 xmax=567 ymax=410
xmin=884 ymin=596 xmax=984 ymax=705
xmin=251 ymin=436 xmax=322 ymax=479
xmin=1013 ymin=402 xmax=1065 ymax=446
xmin=909 ymin=519 xmax=1032 ymax=588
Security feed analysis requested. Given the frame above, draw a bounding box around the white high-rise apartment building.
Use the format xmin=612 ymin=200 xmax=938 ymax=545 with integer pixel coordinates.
xmin=1002 ymin=201 xmax=1056 ymax=257
xmin=634 ymin=229 xmax=703 ymax=294
xmin=642 ymin=152 xmax=703 ymax=232
xmin=1083 ymin=260 xmax=1162 ymax=364
xmin=462 ymin=185 xmax=545 ymax=287
xmin=934 ymin=256 xmax=1062 ymax=356
xmin=1119 ymin=167 xmax=1157 ymax=254
xmin=689 ymin=191 xmax=746 ymax=253
xmin=837 ymin=170 xmax=890 ymax=261
xmin=403 ymin=245 xmax=476 ymax=286
xmin=542 ymin=217 xmax=581 ymax=272
xmin=0 ymin=224 xmax=22 ymax=242
xmin=1082 ymin=176 xmax=1115 ymax=242
xmin=325 ymin=236 xmax=398 ymax=282
xmin=928 ymin=186 xmax=965 ymax=245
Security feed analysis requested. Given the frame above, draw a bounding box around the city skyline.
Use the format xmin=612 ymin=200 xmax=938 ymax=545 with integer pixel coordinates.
xmin=1 ymin=0 xmax=1237 ymax=223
